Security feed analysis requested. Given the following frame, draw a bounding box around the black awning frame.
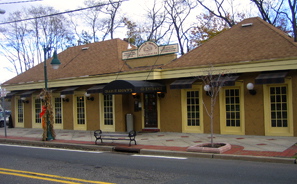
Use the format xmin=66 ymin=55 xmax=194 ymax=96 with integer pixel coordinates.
xmin=255 ymin=71 xmax=288 ymax=85
xmin=20 ymin=90 xmax=37 ymax=97
xmin=4 ymin=91 xmax=20 ymax=99
xmin=211 ymin=75 xmax=239 ymax=87
xmin=86 ymin=85 xmax=105 ymax=94
xmin=170 ymin=77 xmax=198 ymax=89
xmin=60 ymin=86 xmax=79 ymax=95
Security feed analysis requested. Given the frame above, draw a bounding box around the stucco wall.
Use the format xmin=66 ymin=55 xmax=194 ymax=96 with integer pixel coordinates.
xmin=202 ymin=92 xmax=221 ymax=134
xmin=242 ymin=73 xmax=265 ymax=135
xmin=114 ymin=94 xmax=126 ymax=132
xmin=23 ymin=102 xmax=32 ymax=128
xmin=63 ymin=96 xmax=73 ymax=130
xmin=290 ymin=72 xmax=297 ymax=136
xmin=86 ymin=93 xmax=100 ymax=131
xmin=159 ymin=82 xmax=182 ymax=132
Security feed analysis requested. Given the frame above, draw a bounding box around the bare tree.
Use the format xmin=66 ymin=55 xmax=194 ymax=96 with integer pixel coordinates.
xmin=164 ymin=0 xmax=198 ymax=55
xmin=190 ymin=12 xmax=230 ymax=49
xmin=26 ymin=6 xmax=72 ymax=62
xmin=196 ymin=0 xmax=239 ymax=27
xmin=100 ymin=0 xmax=123 ymax=40
xmin=250 ymin=0 xmax=285 ymax=25
xmin=142 ymin=0 xmax=171 ymax=44
xmin=250 ymin=0 xmax=297 ymax=39
xmin=81 ymin=0 xmax=104 ymax=42
xmin=285 ymin=0 xmax=297 ymax=41
xmin=0 ymin=11 xmax=34 ymax=74
xmin=82 ymin=0 xmax=123 ymax=42
xmin=200 ymin=66 xmax=231 ymax=147
xmin=0 ymin=6 xmax=74 ymax=75
xmin=123 ymin=17 xmax=144 ymax=46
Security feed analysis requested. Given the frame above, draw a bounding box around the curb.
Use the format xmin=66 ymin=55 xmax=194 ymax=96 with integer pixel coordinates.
xmin=0 ymin=138 xmax=113 ymax=152
xmin=213 ymin=154 xmax=296 ymax=164
xmin=0 ymin=138 xmax=296 ymax=164
xmin=139 ymin=149 xmax=296 ymax=164
xmin=140 ymin=149 xmax=213 ymax=158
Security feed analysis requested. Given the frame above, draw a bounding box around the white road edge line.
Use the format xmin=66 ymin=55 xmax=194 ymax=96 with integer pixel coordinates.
xmin=132 ymin=154 xmax=187 ymax=160
xmin=0 ymin=143 xmax=103 ymax=153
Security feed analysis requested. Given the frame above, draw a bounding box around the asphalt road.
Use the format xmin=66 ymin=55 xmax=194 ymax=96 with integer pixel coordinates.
xmin=0 ymin=144 xmax=296 ymax=184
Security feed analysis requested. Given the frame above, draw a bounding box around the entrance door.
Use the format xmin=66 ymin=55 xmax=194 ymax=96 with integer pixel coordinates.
xmin=100 ymin=94 xmax=115 ymax=132
xmin=144 ymin=93 xmax=158 ymax=128
xmin=264 ymin=82 xmax=293 ymax=136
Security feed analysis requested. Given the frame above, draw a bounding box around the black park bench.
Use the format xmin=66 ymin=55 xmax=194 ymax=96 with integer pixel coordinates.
xmin=94 ymin=130 xmax=137 ymax=146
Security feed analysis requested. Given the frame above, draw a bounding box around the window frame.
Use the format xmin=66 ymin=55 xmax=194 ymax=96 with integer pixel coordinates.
xmin=263 ymin=78 xmax=293 ymax=136
xmin=181 ymin=85 xmax=204 ymax=133
xmin=219 ymin=82 xmax=245 ymax=135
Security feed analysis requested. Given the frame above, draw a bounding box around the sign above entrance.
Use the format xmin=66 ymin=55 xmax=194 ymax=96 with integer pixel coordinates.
xmin=103 ymin=80 xmax=166 ymax=94
xmin=122 ymin=41 xmax=179 ymax=60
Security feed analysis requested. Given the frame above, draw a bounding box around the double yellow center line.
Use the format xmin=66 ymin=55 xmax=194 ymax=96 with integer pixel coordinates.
xmin=0 ymin=168 xmax=115 ymax=184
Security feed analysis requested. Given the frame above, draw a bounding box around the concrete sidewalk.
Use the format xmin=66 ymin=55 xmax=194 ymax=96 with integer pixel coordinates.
xmin=0 ymin=128 xmax=296 ymax=163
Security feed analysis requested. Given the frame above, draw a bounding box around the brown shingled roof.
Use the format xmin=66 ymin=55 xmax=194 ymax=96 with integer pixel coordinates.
xmin=3 ymin=39 xmax=131 ymax=85
xmin=164 ymin=17 xmax=297 ymax=69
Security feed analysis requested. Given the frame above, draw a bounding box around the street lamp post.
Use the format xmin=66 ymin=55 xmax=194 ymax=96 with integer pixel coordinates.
xmin=43 ymin=47 xmax=61 ymax=141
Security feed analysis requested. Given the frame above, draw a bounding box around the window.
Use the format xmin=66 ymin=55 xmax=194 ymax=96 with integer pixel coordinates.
xmin=17 ymin=99 xmax=24 ymax=123
xmin=76 ymin=96 xmax=85 ymax=125
xmin=187 ymin=91 xmax=200 ymax=126
xmin=104 ymin=95 xmax=113 ymax=125
xmin=55 ymin=97 xmax=62 ymax=124
xmin=269 ymin=86 xmax=288 ymax=128
xmin=225 ymin=89 xmax=240 ymax=127
xmin=35 ymin=98 xmax=42 ymax=124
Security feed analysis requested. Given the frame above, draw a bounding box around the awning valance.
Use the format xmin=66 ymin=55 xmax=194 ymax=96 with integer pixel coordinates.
xmin=4 ymin=91 xmax=20 ymax=99
xmin=60 ymin=87 xmax=79 ymax=95
xmin=170 ymin=78 xmax=198 ymax=89
xmin=20 ymin=90 xmax=37 ymax=97
xmin=103 ymin=80 xmax=166 ymax=94
xmin=86 ymin=85 xmax=105 ymax=94
xmin=211 ymin=75 xmax=239 ymax=86
xmin=255 ymin=71 xmax=288 ymax=84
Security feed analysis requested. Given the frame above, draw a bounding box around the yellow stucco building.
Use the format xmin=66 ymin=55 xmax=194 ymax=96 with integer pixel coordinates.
xmin=2 ymin=17 xmax=297 ymax=136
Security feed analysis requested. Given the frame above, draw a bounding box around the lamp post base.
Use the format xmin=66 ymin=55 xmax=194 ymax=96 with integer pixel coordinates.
xmin=46 ymin=120 xmax=54 ymax=141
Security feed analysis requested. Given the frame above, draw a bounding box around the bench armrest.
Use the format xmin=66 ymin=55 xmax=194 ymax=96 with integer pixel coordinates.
xmin=94 ymin=130 xmax=102 ymax=137
xmin=128 ymin=130 xmax=136 ymax=137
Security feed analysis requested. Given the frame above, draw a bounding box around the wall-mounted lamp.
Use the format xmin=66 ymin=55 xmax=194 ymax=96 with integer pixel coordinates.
xmin=132 ymin=93 xmax=140 ymax=99
xmin=60 ymin=94 xmax=69 ymax=102
xmin=247 ymin=83 xmax=256 ymax=95
xmin=85 ymin=92 xmax=94 ymax=101
xmin=203 ymin=84 xmax=212 ymax=96
xmin=157 ymin=92 xmax=165 ymax=98
xmin=21 ymin=97 xmax=29 ymax=103
xmin=39 ymin=95 xmax=45 ymax=102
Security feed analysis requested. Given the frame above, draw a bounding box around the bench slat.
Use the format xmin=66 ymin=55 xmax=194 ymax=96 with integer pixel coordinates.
xmin=100 ymin=134 xmax=128 ymax=137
